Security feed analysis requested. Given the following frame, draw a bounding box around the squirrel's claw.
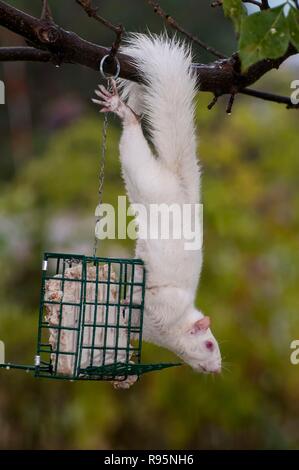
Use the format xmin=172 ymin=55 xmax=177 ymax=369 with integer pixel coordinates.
xmin=98 ymin=84 xmax=111 ymax=97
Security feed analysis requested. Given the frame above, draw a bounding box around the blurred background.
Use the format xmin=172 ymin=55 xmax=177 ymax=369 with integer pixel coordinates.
xmin=1 ymin=0 xmax=299 ymax=450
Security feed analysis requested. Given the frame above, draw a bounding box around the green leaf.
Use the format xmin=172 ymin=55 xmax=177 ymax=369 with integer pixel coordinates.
xmin=222 ymin=0 xmax=247 ymax=33
xmin=288 ymin=6 xmax=299 ymax=51
xmin=239 ymin=6 xmax=290 ymax=72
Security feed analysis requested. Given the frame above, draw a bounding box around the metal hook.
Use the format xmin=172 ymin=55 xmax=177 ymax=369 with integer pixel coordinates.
xmin=99 ymin=54 xmax=120 ymax=80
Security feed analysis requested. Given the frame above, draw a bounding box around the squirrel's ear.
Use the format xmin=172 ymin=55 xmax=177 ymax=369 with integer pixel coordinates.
xmin=190 ymin=316 xmax=210 ymax=334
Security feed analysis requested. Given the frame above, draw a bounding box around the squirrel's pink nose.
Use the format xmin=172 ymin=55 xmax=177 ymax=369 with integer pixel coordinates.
xmin=201 ymin=365 xmax=221 ymax=374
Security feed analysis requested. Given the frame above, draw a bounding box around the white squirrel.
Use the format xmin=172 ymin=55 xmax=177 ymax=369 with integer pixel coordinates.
xmin=93 ymin=34 xmax=222 ymax=375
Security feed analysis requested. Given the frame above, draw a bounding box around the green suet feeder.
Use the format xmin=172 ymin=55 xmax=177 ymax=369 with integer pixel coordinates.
xmin=0 ymin=253 xmax=179 ymax=383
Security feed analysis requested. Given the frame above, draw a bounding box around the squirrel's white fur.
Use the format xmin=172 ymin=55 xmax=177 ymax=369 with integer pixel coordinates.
xmin=93 ymin=34 xmax=222 ymax=374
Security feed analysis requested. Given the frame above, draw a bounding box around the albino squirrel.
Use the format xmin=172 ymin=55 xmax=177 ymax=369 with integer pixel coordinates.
xmin=93 ymin=34 xmax=222 ymax=376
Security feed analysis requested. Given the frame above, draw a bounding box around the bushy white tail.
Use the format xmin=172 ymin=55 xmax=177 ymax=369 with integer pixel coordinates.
xmin=119 ymin=34 xmax=198 ymax=174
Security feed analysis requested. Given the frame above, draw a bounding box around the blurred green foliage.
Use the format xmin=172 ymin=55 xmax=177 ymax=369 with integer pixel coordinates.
xmin=1 ymin=84 xmax=299 ymax=449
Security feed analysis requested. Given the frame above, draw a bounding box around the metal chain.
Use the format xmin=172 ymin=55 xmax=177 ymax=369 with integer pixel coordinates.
xmin=93 ymin=78 xmax=111 ymax=258
xmin=93 ymin=54 xmax=120 ymax=258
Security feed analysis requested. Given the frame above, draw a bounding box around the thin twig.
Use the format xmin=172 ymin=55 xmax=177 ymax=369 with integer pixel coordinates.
xmin=147 ymin=0 xmax=226 ymax=59
xmin=226 ymin=93 xmax=235 ymax=114
xmin=241 ymin=88 xmax=299 ymax=108
xmin=207 ymin=95 xmax=219 ymax=110
xmin=207 ymin=87 xmax=299 ymax=112
xmin=41 ymin=0 xmax=53 ymax=21
xmin=76 ymin=0 xmax=124 ymax=56
xmin=76 ymin=0 xmax=120 ymax=34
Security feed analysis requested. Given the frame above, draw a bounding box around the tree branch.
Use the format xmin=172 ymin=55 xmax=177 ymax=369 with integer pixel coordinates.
xmin=0 ymin=46 xmax=54 ymax=62
xmin=0 ymin=0 xmax=297 ymax=111
xmin=75 ymin=0 xmax=124 ymax=56
xmin=0 ymin=1 xmax=133 ymax=76
xmin=240 ymin=88 xmax=299 ymax=108
xmin=146 ymin=0 xmax=226 ymax=59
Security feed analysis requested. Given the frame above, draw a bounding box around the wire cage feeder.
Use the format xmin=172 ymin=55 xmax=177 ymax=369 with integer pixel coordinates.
xmin=0 ymin=252 xmax=179 ymax=382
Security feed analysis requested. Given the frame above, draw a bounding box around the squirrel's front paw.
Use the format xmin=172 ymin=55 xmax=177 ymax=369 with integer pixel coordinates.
xmin=92 ymin=79 xmax=137 ymax=124
xmin=92 ymin=79 xmax=124 ymax=116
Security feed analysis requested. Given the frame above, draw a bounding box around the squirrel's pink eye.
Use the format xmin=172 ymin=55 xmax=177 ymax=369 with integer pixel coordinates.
xmin=205 ymin=340 xmax=214 ymax=351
